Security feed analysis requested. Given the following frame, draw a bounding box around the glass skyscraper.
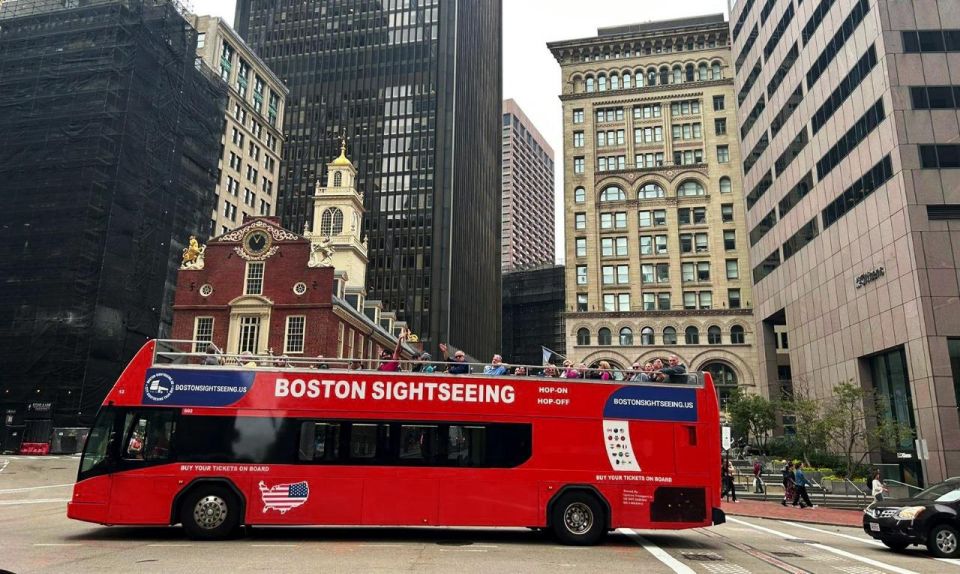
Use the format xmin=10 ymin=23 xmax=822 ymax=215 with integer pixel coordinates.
xmin=234 ymin=0 xmax=502 ymax=358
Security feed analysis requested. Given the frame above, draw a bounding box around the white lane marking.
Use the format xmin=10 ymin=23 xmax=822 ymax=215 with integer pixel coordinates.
xmin=782 ymin=520 xmax=960 ymax=567
xmin=33 ymin=543 xmax=82 ymax=547
xmin=358 ymin=543 xmax=407 ymax=547
xmin=147 ymin=544 xmax=195 ymax=547
xmin=250 ymin=544 xmax=299 ymax=547
xmin=621 ymin=529 xmax=697 ymax=574
xmin=0 ymin=498 xmax=71 ymax=505
xmin=729 ymin=517 xmax=920 ymax=574
xmin=0 ymin=460 xmax=8 ymax=473
xmin=437 ymin=548 xmax=488 ymax=553
xmin=0 ymin=483 xmax=74 ymax=494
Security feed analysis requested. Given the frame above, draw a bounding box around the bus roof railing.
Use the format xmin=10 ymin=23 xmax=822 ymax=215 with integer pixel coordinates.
xmin=150 ymin=340 xmax=706 ymax=386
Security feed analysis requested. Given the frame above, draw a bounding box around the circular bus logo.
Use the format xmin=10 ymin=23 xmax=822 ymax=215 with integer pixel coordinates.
xmin=144 ymin=373 xmax=175 ymax=402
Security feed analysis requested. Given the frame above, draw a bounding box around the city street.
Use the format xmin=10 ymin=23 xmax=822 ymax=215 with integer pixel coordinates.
xmin=0 ymin=456 xmax=954 ymax=574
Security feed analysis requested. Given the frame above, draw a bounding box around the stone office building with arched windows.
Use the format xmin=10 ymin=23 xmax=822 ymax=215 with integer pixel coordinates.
xmin=548 ymin=14 xmax=759 ymax=403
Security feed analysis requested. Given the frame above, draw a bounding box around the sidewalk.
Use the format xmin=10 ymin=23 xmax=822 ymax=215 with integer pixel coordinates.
xmin=721 ymin=499 xmax=865 ymax=528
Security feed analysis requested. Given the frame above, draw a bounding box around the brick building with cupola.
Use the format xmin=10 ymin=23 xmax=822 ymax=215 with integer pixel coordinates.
xmin=171 ymin=146 xmax=415 ymax=364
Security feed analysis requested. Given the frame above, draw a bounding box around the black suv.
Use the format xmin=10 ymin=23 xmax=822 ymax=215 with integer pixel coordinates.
xmin=863 ymin=477 xmax=960 ymax=558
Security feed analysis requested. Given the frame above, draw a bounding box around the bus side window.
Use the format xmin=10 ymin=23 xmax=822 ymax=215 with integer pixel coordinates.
xmin=348 ymin=423 xmax=390 ymax=462
xmin=298 ymin=422 xmax=341 ymax=462
xmin=447 ymin=425 xmax=486 ymax=467
xmin=398 ymin=424 xmax=439 ymax=464
xmin=122 ymin=410 xmax=175 ymax=462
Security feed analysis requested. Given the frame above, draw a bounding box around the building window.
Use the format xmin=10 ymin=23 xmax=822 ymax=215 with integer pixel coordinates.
xmin=197 ymin=32 xmax=206 ymax=49
xmin=720 ymin=176 xmax=732 ymax=193
xmin=598 ymin=328 xmax=612 ymax=345
xmin=731 ymin=325 xmax=745 ymax=344
xmin=285 ymin=316 xmax=306 ymax=354
xmin=724 ymin=230 xmax=736 ymax=250
xmin=574 ymin=157 xmax=585 ymax=174
xmin=920 ymin=145 xmax=960 ymax=169
xmin=577 ymin=293 xmax=588 ymax=311
xmin=713 ymin=95 xmax=725 ymax=110
xmin=320 ymin=207 xmax=344 ymax=236
xmin=575 ymin=213 xmax=586 ymax=230
xmin=638 ymin=183 xmax=665 ymax=199
xmin=573 ymin=109 xmax=584 ymax=123
xmin=726 ymin=259 xmax=739 ymax=280
xmin=708 ymin=326 xmax=722 ymax=345
xmin=245 ymin=262 xmax=264 ymax=295
xmin=663 ymin=327 xmax=677 ymax=345
xmin=697 ymin=262 xmax=711 ymax=282
xmin=868 ymin=347 xmax=919 ymax=478
xmin=577 ymin=328 xmax=591 ymax=345
xmin=576 ymin=265 xmax=587 ymax=285
xmin=615 ymin=237 xmax=628 ymax=256
xmin=706 ymin=363 xmax=739 ymax=408
xmin=656 ymin=293 xmax=670 ymax=310
xmin=618 ymin=294 xmax=630 ymax=311
xmin=695 ymin=233 xmax=709 ymax=252
xmin=640 ymin=235 xmax=653 ymax=255
xmin=685 ymin=326 xmax=700 ymax=344
xmin=902 ymin=30 xmax=960 ymax=53
xmin=193 ymin=317 xmax=214 ymax=352
xmin=575 ymin=238 xmax=587 ymax=257
xmin=621 ymin=328 xmax=634 ymax=346
xmin=602 ymin=265 xmax=615 ymax=285
xmin=729 ymin=289 xmax=742 ymax=309
xmin=574 ymin=186 xmax=585 ymax=203
xmin=717 ymin=145 xmax=730 ymax=163
xmin=721 ymin=204 xmax=734 ymax=222
xmin=238 ymin=315 xmax=261 ymax=354
xmin=678 ymin=181 xmax=705 ymax=196
xmin=699 ymin=291 xmax=713 ymax=309
xmin=600 ymin=186 xmax=626 ymax=201
xmin=573 ymin=132 xmax=584 ymax=147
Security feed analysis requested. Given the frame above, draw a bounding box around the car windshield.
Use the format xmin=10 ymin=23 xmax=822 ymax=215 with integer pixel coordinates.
xmin=914 ymin=480 xmax=960 ymax=502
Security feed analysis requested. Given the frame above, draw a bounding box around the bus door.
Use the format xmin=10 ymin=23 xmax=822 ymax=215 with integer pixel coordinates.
xmin=107 ymin=409 xmax=178 ymax=524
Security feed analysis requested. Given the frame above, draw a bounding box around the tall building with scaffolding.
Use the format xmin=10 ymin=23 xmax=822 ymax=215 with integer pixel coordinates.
xmin=0 ymin=0 xmax=228 ymax=425
xmin=233 ymin=0 xmax=503 ymax=359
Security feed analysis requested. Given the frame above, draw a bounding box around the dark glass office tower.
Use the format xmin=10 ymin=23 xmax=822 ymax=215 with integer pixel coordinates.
xmin=234 ymin=0 xmax=502 ymax=358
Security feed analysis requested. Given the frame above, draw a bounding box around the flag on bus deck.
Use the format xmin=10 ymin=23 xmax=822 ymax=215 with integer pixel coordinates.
xmin=542 ymin=346 xmax=563 ymax=365
xmin=259 ymin=480 xmax=309 ymax=514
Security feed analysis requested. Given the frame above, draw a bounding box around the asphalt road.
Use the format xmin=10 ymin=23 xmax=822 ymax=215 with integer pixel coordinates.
xmin=0 ymin=456 xmax=956 ymax=574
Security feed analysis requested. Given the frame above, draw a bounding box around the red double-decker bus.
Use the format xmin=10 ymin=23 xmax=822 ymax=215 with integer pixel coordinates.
xmin=68 ymin=340 xmax=724 ymax=545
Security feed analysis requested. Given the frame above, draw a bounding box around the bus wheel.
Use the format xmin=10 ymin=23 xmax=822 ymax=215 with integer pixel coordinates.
xmin=181 ymin=485 xmax=241 ymax=540
xmin=551 ymin=492 xmax=606 ymax=546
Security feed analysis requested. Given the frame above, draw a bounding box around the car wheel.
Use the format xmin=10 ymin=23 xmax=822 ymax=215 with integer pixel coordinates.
xmin=881 ymin=538 xmax=909 ymax=552
xmin=550 ymin=492 xmax=607 ymax=546
xmin=181 ymin=485 xmax=241 ymax=540
xmin=928 ymin=524 xmax=960 ymax=559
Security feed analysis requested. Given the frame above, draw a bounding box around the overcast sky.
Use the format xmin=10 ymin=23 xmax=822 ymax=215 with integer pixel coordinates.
xmin=190 ymin=0 xmax=729 ymax=261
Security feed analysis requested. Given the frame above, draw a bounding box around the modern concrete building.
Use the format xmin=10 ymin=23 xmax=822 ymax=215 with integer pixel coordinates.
xmin=548 ymin=15 xmax=758 ymax=403
xmin=729 ymin=0 xmax=960 ymax=483
xmin=502 ymin=99 xmax=555 ymax=271
xmin=233 ymin=0 xmax=503 ymax=359
xmin=189 ymin=15 xmax=287 ymax=238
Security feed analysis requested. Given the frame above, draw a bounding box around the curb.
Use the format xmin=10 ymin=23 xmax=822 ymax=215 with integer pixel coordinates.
xmin=724 ymin=510 xmax=863 ymax=529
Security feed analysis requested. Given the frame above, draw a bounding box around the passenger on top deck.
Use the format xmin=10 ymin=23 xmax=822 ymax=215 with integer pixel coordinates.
xmin=378 ymin=330 xmax=407 ymax=371
xmin=439 ymin=343 xmax=470 ymax=374
xmin=483 ymin=354 xmax=508 ymax=376
xmin=655 ymin=355 xmax=688 ymax=383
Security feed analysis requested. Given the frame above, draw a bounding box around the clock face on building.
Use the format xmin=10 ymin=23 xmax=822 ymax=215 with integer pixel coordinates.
xmin=243 ymin=229 xmax=271 ymax=256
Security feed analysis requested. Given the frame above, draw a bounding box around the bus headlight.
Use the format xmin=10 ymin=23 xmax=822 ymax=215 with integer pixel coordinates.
xmin=895 ymin=506 xmax=925 ymax=520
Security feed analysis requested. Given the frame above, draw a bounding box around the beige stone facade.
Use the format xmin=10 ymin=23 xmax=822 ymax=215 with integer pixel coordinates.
xmin=548 ymin=15 xmax=758 ymax=401
xmin=730 ymin=0 xmax=960 ymax=483
xmin=189 ymin=15 xmax=286 ymax=237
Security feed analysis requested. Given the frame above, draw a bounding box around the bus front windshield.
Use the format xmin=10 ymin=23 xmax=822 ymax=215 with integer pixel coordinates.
xmin=79 ymin=408 xmax=117 ymax=477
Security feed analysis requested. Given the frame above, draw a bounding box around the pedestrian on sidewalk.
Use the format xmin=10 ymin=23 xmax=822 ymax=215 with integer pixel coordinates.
xmin=781 ymin=461 xmax=795 ymax=506
xmin=792 ymin=461 xmax=814 ymax=508
xmin=871 ymin=469 xmax=887 ymax=502
xmin=752 ymin=458 xmax=765 ymax=493
xmin=722 ymin=459 xmax=738 ymax=502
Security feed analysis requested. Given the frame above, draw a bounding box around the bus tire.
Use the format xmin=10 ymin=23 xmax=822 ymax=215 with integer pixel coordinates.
xmin=550 ymin=492 xmax=606 ymax=546
xmin=180 ymin=485 xmax=241 ymax=540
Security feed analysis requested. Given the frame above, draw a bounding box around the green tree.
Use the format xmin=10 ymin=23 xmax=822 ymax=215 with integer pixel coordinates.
xmin=822 ymin=380 xmax=914 ymax=477
xmin=726 ymin=390 xmax=776 ymax=453
xmin=778 ymin=379 xmax=828 ymax=465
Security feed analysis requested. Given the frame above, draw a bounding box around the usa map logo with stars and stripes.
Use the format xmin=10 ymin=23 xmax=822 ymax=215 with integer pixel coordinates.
xmin=258 ymin=480 xmax=309 ymax=514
